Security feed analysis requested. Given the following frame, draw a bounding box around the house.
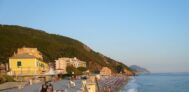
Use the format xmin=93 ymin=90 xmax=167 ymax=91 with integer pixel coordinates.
xmin=100 ymin=67 xmax=112 ymax=76
xmin=78 ymin=61 xmax=87 ymax=68
xmin=55 ymin=57 xmax=87 ymax=74
xmin=8 ymin=47 xmax=48 ymax=76
xmin=15 ymin=47 xmax=43 ymax=60
xmin=68 ymin=57 xmax=87 ymax=68
xmin=55 ymin=58 xmax=68 ymax=74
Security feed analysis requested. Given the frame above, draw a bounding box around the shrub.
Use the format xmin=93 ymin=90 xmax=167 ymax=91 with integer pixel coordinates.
xmin=66 ymin=65 xmax=82 ymax=75
xmin=0 ymin=75 xmax=15 ymax=84
xmin=77 ymin=67 xmax=87 ymax=72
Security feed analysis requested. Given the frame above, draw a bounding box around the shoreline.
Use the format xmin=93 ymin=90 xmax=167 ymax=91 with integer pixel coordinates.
xmin=115 ymin=78 xmax=129 ymax=92
xmin=115 ymin=77 xmax=130 ymax=92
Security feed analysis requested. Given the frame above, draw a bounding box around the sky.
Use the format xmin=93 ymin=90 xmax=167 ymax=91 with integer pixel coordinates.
xmin=0 ymin=0 xmax=189 ymax=73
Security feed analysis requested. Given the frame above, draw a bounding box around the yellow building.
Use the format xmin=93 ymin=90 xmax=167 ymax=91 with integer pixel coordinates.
xmin=14 ymin=47 xmax=43 ymax=60
xmin=9 ymin=54 xmax=48 ymax=76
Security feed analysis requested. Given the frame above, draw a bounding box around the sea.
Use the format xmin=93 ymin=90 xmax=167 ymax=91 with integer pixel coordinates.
xmin=120 ymin=72 xmax=189 ymax=92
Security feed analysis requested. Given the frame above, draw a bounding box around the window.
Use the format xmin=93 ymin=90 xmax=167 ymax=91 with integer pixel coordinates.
xmin=41 ymin=64 xmax=44 ymax=68
xmin=36 ymin=62 xmax=39 ymax=67
xmin=17 ymin=61 xmax=22 ymax=67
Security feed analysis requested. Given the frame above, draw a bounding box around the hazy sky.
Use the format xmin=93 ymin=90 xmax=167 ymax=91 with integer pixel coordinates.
xmin=0 ymin=0 xmax=189 ymax=73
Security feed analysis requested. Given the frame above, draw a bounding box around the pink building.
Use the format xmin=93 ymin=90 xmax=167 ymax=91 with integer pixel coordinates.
xmin=55 ymin=58 xmax=68 ymax=74
xmin=100 ymin=67 xmax=112 ymax=76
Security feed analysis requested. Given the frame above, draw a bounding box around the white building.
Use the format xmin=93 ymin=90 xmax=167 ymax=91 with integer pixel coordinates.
xmin=55 ymin=57 xmax=87 ymax=74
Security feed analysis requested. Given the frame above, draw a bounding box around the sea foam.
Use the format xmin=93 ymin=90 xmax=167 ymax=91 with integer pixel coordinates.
xmin=127 ymin=88 xmax=138 ymax=92
xmin=120 ymin=77 xmax=139 ymax=92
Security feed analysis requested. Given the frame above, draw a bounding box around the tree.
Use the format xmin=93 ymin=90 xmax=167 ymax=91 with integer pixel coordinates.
xmin=66 ymin=65 xmax=82 ymax=75
xmin=77 ymin=67 xmax=87 ymax=72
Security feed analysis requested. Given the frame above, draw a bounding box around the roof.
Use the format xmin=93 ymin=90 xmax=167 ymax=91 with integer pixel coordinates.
xmin=10 ymin=54 xmax=37 ymax=59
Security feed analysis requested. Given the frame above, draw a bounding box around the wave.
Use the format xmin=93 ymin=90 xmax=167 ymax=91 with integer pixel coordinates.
xmin=127 ymin=88 xmax=138 ymax=92
xmin=120 ymin=77 xmax=139 ymax=92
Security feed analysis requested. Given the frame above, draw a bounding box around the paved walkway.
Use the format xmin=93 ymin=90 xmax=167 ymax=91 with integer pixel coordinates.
xmin=1 ymin=76 xmax=128 ymax=92
xmin=1 ymin=80 xmax=82 ymax=92
xmin=0 ymin=82 xmax=27 ymax=91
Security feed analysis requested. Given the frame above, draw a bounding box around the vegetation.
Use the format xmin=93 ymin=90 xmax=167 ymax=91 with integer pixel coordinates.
xmin=0 ymin=75 xmax=15 ymax=84
xmin=77 ymin=67 xmax=87 ymax=73
xmin=0 ymin=24 xmax=133 ymax=74
xmin=66 ymin=65 xmax=82 ymax=75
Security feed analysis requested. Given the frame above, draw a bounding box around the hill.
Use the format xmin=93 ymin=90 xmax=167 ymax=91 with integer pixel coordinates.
xmin=130 ymin=65 xmax=150 ymax=74
xmin=0 ymin=24 xmax=133 ymax=74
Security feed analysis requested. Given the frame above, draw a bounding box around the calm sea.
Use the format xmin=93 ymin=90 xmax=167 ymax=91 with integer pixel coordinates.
xmin=120 ymin=73 xmax=189 ymax=92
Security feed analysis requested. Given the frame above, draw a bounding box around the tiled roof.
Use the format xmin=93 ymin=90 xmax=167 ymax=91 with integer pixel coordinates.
xmin=10 ymin=54 xmax=37 ymax=59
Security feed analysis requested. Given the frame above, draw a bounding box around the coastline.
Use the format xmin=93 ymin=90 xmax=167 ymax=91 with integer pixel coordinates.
xmin=115 ymin=78 xmax=129 ymax=92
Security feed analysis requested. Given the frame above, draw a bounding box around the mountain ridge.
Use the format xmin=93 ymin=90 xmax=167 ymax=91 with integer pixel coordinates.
xmin=130 ymin=65 xmax=150 ymax=74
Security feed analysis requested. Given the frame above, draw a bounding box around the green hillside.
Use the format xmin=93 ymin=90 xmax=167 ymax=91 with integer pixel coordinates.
xmin=0 ymin=24 xmax=132 ymax=74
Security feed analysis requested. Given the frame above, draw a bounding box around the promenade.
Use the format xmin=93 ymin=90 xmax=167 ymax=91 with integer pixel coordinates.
xmin=0 ymin=82 xmax=27 ymax=91
xmin=1 ymin=75 xmax=128 ymax=92
xmin=1 ymin=80 xmax=82 ymax=92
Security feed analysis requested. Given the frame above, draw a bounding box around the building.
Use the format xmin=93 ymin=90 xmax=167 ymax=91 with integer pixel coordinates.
xmin=100 ymin=67 xmax=112 ymax=76
xmin=68 ymin=57 xmax=87 ymax=68
xmin=14 ymin=47 xmax=43 ymax=60
xmin=78 ymin=61 xmax=87 ymax=68
xmin=55 ymin=58 xmax=68 ymax=74
xmin=8 ymin=47 xmax=48 ymax=76
xmin=55 ymin=57 xmax=87 ymax=74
